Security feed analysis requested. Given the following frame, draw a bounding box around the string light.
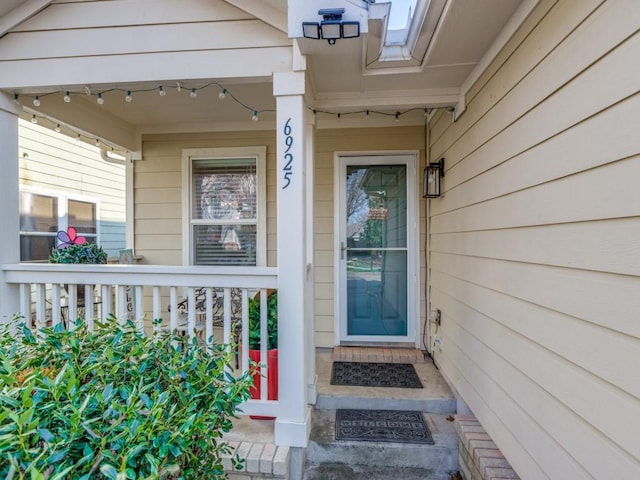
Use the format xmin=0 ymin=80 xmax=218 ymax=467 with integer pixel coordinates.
xmin=33 ymin=96 xmax=40 ymax=107
xmin=15 ymin=83 xmax=445 ymax=137
xmin=55 ymin=124 xmax=61 ymax=133
xmin=30 ymin=114 xmax=38 ymax=124
xmin=307 ymin=106 xmax=439 ymax=122
xmin=20 ymin=83 xmax=276 ymax=125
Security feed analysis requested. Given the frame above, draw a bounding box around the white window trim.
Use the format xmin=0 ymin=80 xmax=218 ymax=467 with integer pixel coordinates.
xmin=181 ymin=146 xmax=267 ymax=267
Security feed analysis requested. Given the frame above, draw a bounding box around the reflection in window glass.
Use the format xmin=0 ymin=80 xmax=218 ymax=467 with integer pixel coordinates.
xmin=69 ymin=200 xmax=97 ymax=234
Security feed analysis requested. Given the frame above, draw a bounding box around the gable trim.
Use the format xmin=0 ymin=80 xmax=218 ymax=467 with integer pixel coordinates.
xmin=0 ymin=0 xmax=53 ymax=38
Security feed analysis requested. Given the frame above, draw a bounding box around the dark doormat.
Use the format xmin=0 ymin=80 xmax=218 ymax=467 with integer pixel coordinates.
xmin=330 ymin=361 xmax=423 ymax=388
xmin=335 ymin=409 xmax=434 ymax=444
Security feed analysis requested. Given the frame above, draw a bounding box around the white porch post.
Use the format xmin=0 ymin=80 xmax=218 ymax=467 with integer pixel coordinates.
xmin=0 ymin=92 xmax=22 ymax=323
xmin=273 ymin=70 xmax=311 ymax=447
xmin=305 ymin=110 xmax=317 ymax=405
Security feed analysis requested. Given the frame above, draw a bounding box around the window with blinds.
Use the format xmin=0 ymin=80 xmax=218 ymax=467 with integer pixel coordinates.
xmin=191 ymin=158 xmax=259 ymax=265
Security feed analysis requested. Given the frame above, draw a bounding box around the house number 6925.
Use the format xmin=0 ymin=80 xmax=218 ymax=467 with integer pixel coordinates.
xmin=282 ymin=117 xmax=293 ymax=189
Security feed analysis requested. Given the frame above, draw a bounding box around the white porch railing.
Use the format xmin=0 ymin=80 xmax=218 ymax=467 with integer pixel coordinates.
xmin=1 ymin=263 xmax=279 ymax=419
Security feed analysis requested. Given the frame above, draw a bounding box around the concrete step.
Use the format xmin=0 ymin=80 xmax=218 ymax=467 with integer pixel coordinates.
xmin=315 ymin=350 xmax=457 ymax=414
xmin=303 ymin=463 xmax=454 ymax=480
xmin=316 ymin=389 xmax=456 ymax=413
xmin=305 ymin=409 xmax=459 ymax=473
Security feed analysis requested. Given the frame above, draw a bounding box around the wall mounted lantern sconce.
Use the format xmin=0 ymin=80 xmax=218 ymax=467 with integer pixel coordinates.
xmin=423 ymin=158 xmax=445 ymax=198
xmin=302 ymin=8 xmax=360 ymax=45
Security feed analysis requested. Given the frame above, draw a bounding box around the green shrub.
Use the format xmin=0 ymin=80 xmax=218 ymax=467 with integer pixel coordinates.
xmin=0 ymin=317 xmax=253 ymax=479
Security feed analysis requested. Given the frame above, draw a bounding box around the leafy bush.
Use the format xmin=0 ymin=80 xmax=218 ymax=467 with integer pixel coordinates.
xmin=0 ymin=318 xmax=253 ymax=479
xmin=49 ymin=243 xmax=108 ymax=265
xmin=247 ymin=291 xmax=277 ymax=350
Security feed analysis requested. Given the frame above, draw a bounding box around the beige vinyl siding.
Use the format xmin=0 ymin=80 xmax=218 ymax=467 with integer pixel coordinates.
xmin=137 ymin=131 xmax=277 ymax=267
xmin=18 ymin=119 xmax=126 ymax=255
xmin=428 ymin=1 xmax=640 ymax=478
xmin=313 ymin=126 xmax=426 ymax=348
xmin=3 ymin=0 xmax=288 ymax=58
xmin=0 ymin=0 xmax=291 ymax=82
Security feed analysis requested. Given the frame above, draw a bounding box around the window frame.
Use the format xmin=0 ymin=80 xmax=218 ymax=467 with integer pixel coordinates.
xmin=19 ymin=185 xmax=101 ymax=262
xmin=181 ymin=147 xmax=267 ymax=267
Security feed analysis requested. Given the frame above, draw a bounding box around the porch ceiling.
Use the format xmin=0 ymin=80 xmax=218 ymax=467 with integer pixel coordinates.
xmin=298 ymin=0 xmax=528 ymax=112
xmin=3 ymin=0 xmax=530 ymax=149
xmin=14 ymin=78 xmax=278 ymax=151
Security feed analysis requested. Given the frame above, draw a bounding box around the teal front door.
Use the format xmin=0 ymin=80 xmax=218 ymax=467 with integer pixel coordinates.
xmin=338 ymin=154 xmax=417 ymax=344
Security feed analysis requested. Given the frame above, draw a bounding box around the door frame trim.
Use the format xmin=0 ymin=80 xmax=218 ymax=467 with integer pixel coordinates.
xmin=333 ymin=151 xmax=420 ymax=347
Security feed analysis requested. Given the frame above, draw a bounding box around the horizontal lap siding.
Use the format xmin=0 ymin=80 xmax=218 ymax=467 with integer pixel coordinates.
xmin=0 ymin=0 xmax=290 ymax=85
xmin=313 ymin=127 xmax=425 ymax=348
xmin=137 ymin=132 xmax=277 ymax=267
xmin=428 ymin=1 xmax=640 ymax=478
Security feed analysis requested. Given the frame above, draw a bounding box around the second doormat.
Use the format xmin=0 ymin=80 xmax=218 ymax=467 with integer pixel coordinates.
xmin=335 ymin=409 xmax=434 ymax=444
xmin=330 ymin=361 xmax=423 ymax=388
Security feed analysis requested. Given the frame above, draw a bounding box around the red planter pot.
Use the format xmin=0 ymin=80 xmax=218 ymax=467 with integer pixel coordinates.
xmin=248 ymin=348 xmax=278 ymax=419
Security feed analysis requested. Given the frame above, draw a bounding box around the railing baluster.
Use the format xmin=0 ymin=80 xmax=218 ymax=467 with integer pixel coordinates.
xmin=19 ymin=284 xmax=31 ymax=327
xmin=95 ymin=284 xmax=101 ymax=320
xmin=260 ymin=288 xmax=267 ymax=401
xmin=101 ymin=284 xmax=111 ymax=319
xmin=68 ymin=285 xmax=78 ymax=327
xmin=117 ymin=285 xmax=126 ymax=324
xmin=241 ymin=289 xmax=249 ymax=373
xmin=85 ymin=285 xmax=94 ymax=331
xmin=205 ymin=287 xmax=213 ymax=345
xmin=223 ymin=287 xmax=231 ymax=346
xmin=169 ymin=287 xmax=178 ymax=332
xmin=152 ymin=286 xmax=161 ymax=332
xmin=35 ymin=283 xmax=46 ymax=329
xmin=187 ymin=287 xmax=196 ymax=338
xmin=51 ymin=284 xmax=61 ymax=327
xmin=135 ymin=285 xmax=144 ymax=331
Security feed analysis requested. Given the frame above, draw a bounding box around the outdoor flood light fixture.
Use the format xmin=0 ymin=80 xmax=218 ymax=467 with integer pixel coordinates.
xmin=303 ymin=8 xmax=360 ymax=45
xmin=423 ymin=158 xmax=445 ymax=198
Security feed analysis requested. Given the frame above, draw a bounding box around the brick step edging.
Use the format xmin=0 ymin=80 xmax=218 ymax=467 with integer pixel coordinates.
xmin=455 ymin=415 xmax=520 ymax=480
